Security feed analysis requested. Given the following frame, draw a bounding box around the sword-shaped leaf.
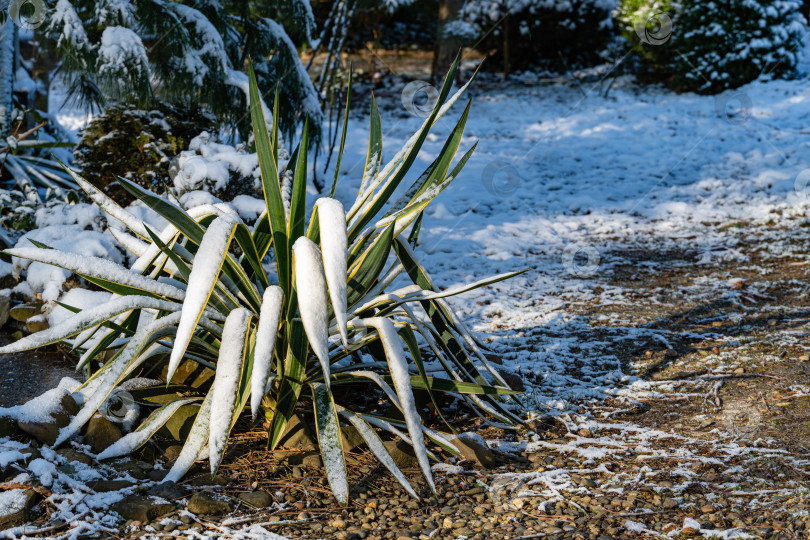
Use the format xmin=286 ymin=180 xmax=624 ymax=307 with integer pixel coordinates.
xmin=353 ymin=317 xmax=435 ymax=493
xmin=209 ymin=308 xmax=252 ymax=474
xmin=311 ymin=382 xmax=348 ymax=506
xmin=168 ymin=216 xmax=239 ymax=383
xmin=251 ymin=286 xmax=284 ymax=418
xmin=337 ymin=406 xmax=418 ymax=499
xmin=97 ymin=398 xmax=200 ymax=460
xmin=292 ymin=237 xmax=330 ymax=384
xmin=315 ymin=197 xmax=348 ymax=347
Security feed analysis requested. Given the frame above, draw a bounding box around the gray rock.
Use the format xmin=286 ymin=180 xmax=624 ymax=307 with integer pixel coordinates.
xmin=496 ymin=369 xmax=525 ymax=392
xmin=163 ymin=444 xmax=183 ymax=463
xmin=340 ymin=424 xmax=365 ymax=452
xmin=113 ymin=495 xmax=175 ymax=522
xmin=187 ymin=491 xmax=232 ymax=516
xmin=25 ymin=317 xmax=49 ymax=334
xmin=453 ymin=432 xmax=496 ymax=468
xmin=238 ymin=490 xmax=273 ymax=508
xmin=60 ymin=394 xmax=79 ymax=416
xmin=85 ymin=414 xmax=122 ymax=453
xmin=0 ymin=489 xmax=37 ymax=531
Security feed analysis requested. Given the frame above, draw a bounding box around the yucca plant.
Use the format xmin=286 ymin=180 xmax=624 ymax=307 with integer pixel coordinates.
xmin=0 ymin=58 xmax=523 ymax=502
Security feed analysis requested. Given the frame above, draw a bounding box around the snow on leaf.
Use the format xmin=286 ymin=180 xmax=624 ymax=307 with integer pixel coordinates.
xmin=109 ymin=227 xmax=148 ymax=258
xmin=209 ymin=307 xmax=251 ymax=474
xmin=316 ymin=198 xmax=349 ymax=348
xmin=168 ymin=215 xmax=238 ymax=383
xmin=337 ymin=406 xmax=418 ymax=499
xmin=3 ymin=247 xmax=185 ymax=300
xmin=71 ymin=173 xmax=150 ymax=239
xmin=353 ymin=317 xmax=435 ymax=493
xmin=251 ymin=286 xmax=283 ymax=418
xmin=165 ymin=394 xmax=211 ymax=483
xmin=292 ymin=237 xmax=330 ymax=384
xmin=0 ymin=295 xmax=180 ymax=354
xmin=311 ymin=382 xmax=348 ymax=505
xmin=54 ymin=312 xmax=184 ymax=448
xmin=97 ymin=398 xmax=199 ymax=460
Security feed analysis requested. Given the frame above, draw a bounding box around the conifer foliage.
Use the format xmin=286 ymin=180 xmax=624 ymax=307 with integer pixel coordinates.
xmin=617 ymin=0 xmax=807 ymax=93
xmin=46 ymin=0 xmax=323 ymax=142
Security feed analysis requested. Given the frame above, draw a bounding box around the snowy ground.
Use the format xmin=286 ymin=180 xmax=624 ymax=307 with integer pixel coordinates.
xmin=4 ymin=63 xmax=810 ymax=537
xmin=328 ymin=64 xmax=810 ymax=411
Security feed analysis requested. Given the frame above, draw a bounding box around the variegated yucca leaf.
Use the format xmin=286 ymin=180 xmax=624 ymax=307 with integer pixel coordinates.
xmin=0 ymin=57 xmax=526 ymax=502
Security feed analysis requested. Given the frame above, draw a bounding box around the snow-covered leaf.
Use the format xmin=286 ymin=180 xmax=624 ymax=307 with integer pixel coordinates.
xmin=4 ymin=247 xmax=185 ymax=300
xmin=292 ymin=237 xmax=330 ymax=383
xmin=97 ymin=398 xmax=199 ymax=460
xmin=316 ymin=197 xmax=348 ymax=347
xmin=55 ymin=312 xmax=184 ymax=447
xmin=311 ymin=382 xmax=348 ymax=506
xmin=251 ymin=286 xmax=283 ymax=418
xmin=209 ymin=308 xmax=251 ymax=474
xmin=168 ymin=216 xmax=239 ymax=383
xmin=337 ymin=406 xmax=418 ymax=499
xmin=353 ymin=317 xmax=435 ymax=493
xmin=165 ymin=394 xmax=212 ymax=483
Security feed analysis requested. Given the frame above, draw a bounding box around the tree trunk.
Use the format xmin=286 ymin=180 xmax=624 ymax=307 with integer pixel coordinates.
xmin=0 ymin=20 xmax=16 ymax=138
xmin=431 ymin=0 xmax=464 ymax=84
xmin=501 ymin=13 xmax=510 ymax=77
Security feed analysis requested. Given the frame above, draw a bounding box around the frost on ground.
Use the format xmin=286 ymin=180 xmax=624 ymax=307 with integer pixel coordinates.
xmin=3 ymin=64 xmax=810 ymax=537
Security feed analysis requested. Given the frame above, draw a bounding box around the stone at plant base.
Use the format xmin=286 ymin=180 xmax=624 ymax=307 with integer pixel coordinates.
xmin=453 ymin=432 xmax=496 ymax=468
xmin=496 ymin=369 xmax=525 ymax=392
xmin=278 ymin=412 xmax=317 ymax=451
xmin=18 ymin=411 xmax=69 ymax=446
xmin=301 ymin=453 xmax=323 ymax=468
xmin=187 ymin=491 xmax=232 ymax=515
xmin=0 ymin=295 xmax=10 ymax=329
xmin=85 ymin=414 xmax=122 ymax=453
xmin=383 ymin=440 xmax=419 ymax=469
xmin=56 ymin=448 xmax=93 ymax=466
xmin=59 ymin=394 xmax=79 ymax=416
xmin=113 ymin=495 xmax=175 ymax=522
xmin=88 ymin=480 xmax=135 ymax=492
xmin=9 ymin=303 xmax=42 ymax=323
xmin=148 ymin=482 xmax=185 ymax=500
xmin=340 ymin=424 xmax=365 ymax=452
xmin=162 ymin=444 xmax=183 ymax=463
xmin=0 ymin=489 xmax=37 ymax=531
xmin=25 ymin=316 xmax=49 ymax=334
xmin=239 ymin=490 xmax=273 ymax=508
xmin=0 ymin=416 xmax=23 ymax=438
